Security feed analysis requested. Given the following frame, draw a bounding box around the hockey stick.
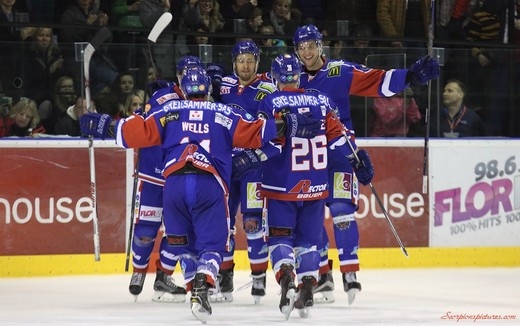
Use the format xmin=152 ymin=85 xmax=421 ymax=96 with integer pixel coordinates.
xmin=343 ymin=133 xmax=409 ymax=257
xmin=124 ymin=12 xmax=172 ymax=271
xmin=83 ymin=27 xmax=112 ymax=261
xmin=422 ymin=0 xmax=436 ymax=194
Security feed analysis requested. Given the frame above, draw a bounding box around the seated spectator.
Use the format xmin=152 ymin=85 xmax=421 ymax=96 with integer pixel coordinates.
xmin=432 ymin=79 xmax=488 ymax=138
xmin=60 ymin=0 xmax=109 ymax=44
xmin=23 ymin=27 xmax=67 ymax=105
xmin=370 ymin=87 xmax=422 ymax=137
xmin=39 ymin=76 xmax=77 ymax=134
xmin=257 ymin=23 xmax=286 ymax=72
xmin=246 ymin=7 xmax=263 ymax=34
xmin=265 ymin=0 xmax=302 ymax=40
xmin=121 ymin=89 xmax=145 ymax=118
xmin=186 ymin=23 xmax=211 ymax=56
xmin=105 ymin=71 xmax=136 ymax=110
xmin=222 ymin=0 xmax=258 ymax=33
xmin=183 ymin=0 xmax=225 ymax=36
xmin=54 ymin=95 xmax=93 ymax=136
xmin=0 ymin=97 xmax=46 ymax=137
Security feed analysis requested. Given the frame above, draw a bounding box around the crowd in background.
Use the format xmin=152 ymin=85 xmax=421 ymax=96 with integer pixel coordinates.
xmin=0 ymin=0 xmax=519 ymax=138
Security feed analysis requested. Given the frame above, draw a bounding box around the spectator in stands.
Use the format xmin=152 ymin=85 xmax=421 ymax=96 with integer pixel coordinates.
xmin=257 ymin=23 xmax=286 ymax=72
xmin=121 ymin=89 xmax=145 ymax=118
xmin=324 ymin=0 xmax=378 ymax=38
xmin=265 ymin=0 xmax=302 ymax=40
xmin=60 ymin=0 xmax=114 ymax=96
xmin=39 ymin=75 xmax=77 ymax=134
xmin=0 ymin=0 xmax=33 ymax=98
xmin=294 ymin=0 xmax=325 ymax=25
xmin=345 ymin=24 xmax=376 ymax=64
xmin=60 ymin=0 xmax=109 ymax=43
xmin=432 ymin=79 xmax=488 ymax=138
xmin=186 ymin=23 xmax=211 ymax=56
xmin=0 ymin=97 xmax=46 ymax=137
xmin=246 ymin=6 xmax=263 ymax=34
xmin=370 ymin=87 xmax=422 ymax=137
xmin=110 ymin=0 xmax=145 ymax=72
xmin=106 ymin=71 xmax=136 ymax=111
xmin=221 ymin=0 xmax=258 ymax=32
xmin=23 ymin=27 xmax=66 ymax=105
xmin=183 ymin=0 xmax=225 ymax=35
xmin=375 ymin=0 xmax=430 ymax=49
xmin=464 ymin=0 xmax=509 ymax=136
xmin=54 ymin=95 xmax=92 ymax=136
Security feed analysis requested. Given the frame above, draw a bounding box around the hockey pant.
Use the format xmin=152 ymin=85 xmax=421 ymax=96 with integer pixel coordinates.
xmin=266 ymin=198 xmax=323 ymax=285
xmin=320 ymin=153 xmax=361 ymax=274
xmin=163 ymin=174 xmax=227 ymax=287
xmin=224 ymin=170 xmax=267 ymax=272
xmin=132 ymin=180 xmax=178 ymax=272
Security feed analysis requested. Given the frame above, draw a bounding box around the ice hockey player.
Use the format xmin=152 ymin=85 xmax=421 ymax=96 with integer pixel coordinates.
xmin=80 ymin=66 xmax=321 ymax=324
xmin=256 ymin=53 xmax=374 ymax=320
xmin=293 ymin=24 xmax=439 ymax=305
xmin=212 ymin=40 xmax=276 ymax=304
xmin=127 ymin=55 xmax=203 ymax=303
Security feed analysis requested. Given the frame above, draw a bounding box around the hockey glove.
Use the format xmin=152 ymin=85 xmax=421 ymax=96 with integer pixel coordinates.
xmin=408 ymin=55 xmax=440 ymax=86
xmin=206 ymin=63 xmax=225 ymax=89
xmin=282 ymin=113 xmax=322 ymax=138
xmin=80 ymin=113 xmax=112 ymax=139
xmin=231 ymin=150 xmax=261 ymax=181
xmin=347 ymin=149 xmax=374 ymax=186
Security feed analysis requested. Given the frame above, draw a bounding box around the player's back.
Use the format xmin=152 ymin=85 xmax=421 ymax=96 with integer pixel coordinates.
xmin=258 ymin=89 xmax=330 ymax=201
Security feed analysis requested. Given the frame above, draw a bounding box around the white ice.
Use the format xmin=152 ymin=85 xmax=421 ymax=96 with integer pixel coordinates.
xmin=1 ymin=268 xmax=519 ymax=325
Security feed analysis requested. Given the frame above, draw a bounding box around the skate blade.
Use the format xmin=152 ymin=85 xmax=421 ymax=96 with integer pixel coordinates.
xmin=208 ymin=290 xmax=233 ymax=303
xmin=191 ymin=302 xmax=210 ymax=324
xmin=347 ymin=288 xmax=360 ymax=305
xmin=281 ymin=288 xmax=296 ymax=320
xmin=152 ymin=291 xmax=186 ymax=303
xmin=313 ymin=291 xmax=335 ymax=304
xmin=298 ymin=306 xmax=312 ymax=318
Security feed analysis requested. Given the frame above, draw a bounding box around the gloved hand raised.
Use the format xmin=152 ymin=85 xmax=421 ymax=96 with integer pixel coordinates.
xmin=347 ymin=149 xmax=374 ymax=186
xmin=409 ymin=55 xmax=440 ymax=85
xmin=80 ymin=113 xmax=112 ymax=139
xmin=282 ymin=113 xmax=322 ymax=138
xmin=206 ymin=63 xmax=225 ymax=89
xmin=231 ymin=150 xmax=261 ymax=181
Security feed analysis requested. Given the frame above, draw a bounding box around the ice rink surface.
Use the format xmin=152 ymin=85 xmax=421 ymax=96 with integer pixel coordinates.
xmin=1 ymin=268 xmax=519 ymax=325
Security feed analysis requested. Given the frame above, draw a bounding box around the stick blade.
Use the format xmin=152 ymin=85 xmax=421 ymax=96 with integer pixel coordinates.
xmin=148 ymin=12 xmax=173 ymax=43
xmin=90 ymin=27 xmax=112 ymax=50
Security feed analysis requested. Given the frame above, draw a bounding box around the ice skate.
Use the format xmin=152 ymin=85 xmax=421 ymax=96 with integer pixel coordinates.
xmin=313 ymin=270 xmax=335 ymax=303
xmin=295 ymin=276 xmax=316 ymax=318
xmin=251 ymin=271 xmax=266 ymax=304
xmin=152 ymin=269 xmax=187 ymax=303
xmin=129 ymin=272 xmax=146 ymax=301
xmin=343 ymin=272 xmax=362 ymax=305
xmin=190 ymin=273 xmax=212 ymax=324
xmin=209 ymin=266 xmax=234 ymax=303
xmin=278 ymin=264 xmax=297 ymax=320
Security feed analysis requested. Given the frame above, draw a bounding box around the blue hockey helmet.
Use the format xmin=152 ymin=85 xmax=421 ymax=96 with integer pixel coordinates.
xmin=180 ymin=66 xmax=211 ymax=96
xmin=271 ymin=54 xmax=302 ymax=85
xmin=231 ymin=40 xmax=260 ymax=62
xmin=176 ymin=55 xmax=203 ymax=73
xmin=293 ymin=24 xmax=323 ymax=47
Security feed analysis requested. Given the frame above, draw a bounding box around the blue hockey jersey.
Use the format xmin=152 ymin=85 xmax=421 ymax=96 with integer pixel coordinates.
xmin=115 ymin=99 xmax=280 ymax=192
xmin=299 ymin=58 xmax=409 ymax=130
xmin=258 ymin=87 xmax=354 ymax=201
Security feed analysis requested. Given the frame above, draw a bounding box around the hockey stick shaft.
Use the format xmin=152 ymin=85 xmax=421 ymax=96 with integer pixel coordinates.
xmin=343 ymin=133 xmax=408 ymax=257
xmin=422 ymin=0 xmax=435 ymax=194
xmin=125 ymin=13 xmax=172 ymax=270
xmin=83 ymin=27 xmax=112 ymax=261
